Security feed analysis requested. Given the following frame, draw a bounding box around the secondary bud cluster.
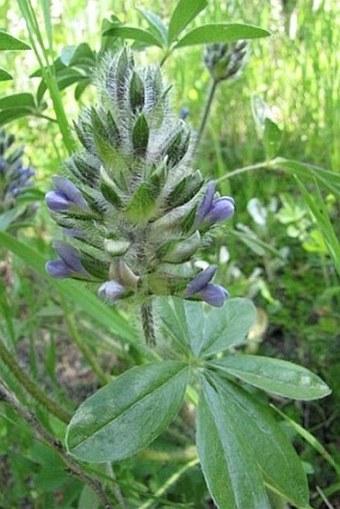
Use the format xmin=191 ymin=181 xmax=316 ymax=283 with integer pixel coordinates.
xmin=0 ymin=129 xmax=35 ymax=214
xmin=204 ymin=41 xmax=248 ymax=82
xmin=46 ymin=49 xmax=234 ymax=307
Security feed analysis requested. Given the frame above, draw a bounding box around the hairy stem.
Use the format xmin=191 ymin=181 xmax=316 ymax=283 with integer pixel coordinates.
xmin=141 ymin=300 xmax=156 ymax=347
xmin=196 ymin=79 xmax=219 ymax=148
xmin=0 ymin=339 xmax=71 ymax=423
xmin=0 ymin=381 xmax=114 ymax=509
xmin=216 ymin=161 xmax=270 ymax=183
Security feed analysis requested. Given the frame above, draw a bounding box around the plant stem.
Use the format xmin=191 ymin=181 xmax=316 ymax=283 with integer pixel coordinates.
xmin=0 ymin=380 xmax=114 ymax=509
xmin=160 ymin=50 xmax=171 ymax=67
xmin=106 ymin=463 xmax=127 ymax=509
xmin=141 ymin=300 xmax=156 ymax=347
xmin=0 ymin=339 xmax=71 ymax=423
xmin=216 ymin=161 xmax=270 ymax=183
xmin=196 ymin=79 xmax=218 ymax=148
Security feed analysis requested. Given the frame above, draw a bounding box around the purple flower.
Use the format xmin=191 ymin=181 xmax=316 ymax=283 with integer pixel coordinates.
xmin=196 ymin=181 xmax=234 ymax=228
xmin=185 ymin=265 xmax=229 ymax=307
xmin=98 ymin=280 xmax=125 ymax=303
xmin=46 ymin=176 xmax=88 ymax=213
xmin=46 ymin=241 xmax=88 ymax=279
xmin=179 ymin=107 xmax=190 ymax=120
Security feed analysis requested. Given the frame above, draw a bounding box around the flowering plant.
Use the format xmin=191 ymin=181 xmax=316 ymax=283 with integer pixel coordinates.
xmin=0 ymin=128 xmax=35 ymax=230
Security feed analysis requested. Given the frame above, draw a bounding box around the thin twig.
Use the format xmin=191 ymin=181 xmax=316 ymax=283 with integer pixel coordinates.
xmin=216 ymin=161 xmax=270 ymax=183
xmin=0 ymin=380 xmax=114 ymax=509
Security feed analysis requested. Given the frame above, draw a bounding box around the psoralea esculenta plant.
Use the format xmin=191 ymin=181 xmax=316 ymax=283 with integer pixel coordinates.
xmin=46 ymin=48 xmax=234 ymax=316
xmin=0 ymin=128 xmax=35 ymax=214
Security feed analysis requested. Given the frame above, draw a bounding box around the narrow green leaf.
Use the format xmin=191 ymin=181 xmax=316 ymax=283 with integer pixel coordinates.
xmin=137 ymin=8 xmax=168 ymax=46
xmin=201 ymin=298 xmax=257 ymax=357
xmin=0 ymin=68 xmax=12 ymax=81
xmin=0 ymin=232 xmax=137 ymax=345
xmin=0 ymin=209 xmax=22 ymax=231
xmin=175 ymin=23 xmax=270 ymax=48
xmin=296 ymin=178 xmax=340 ymax=277
xmin=207 ymin=373 xmax=309 ymax=508
xmin=103 ymin=26 xmax=163 ymax=48
xmin=156 ymin=297 xmax=200 ymax=355
xmin=0 ymin=93 xmax=36 ymax=110
xmin=0 ymin=30 xmax=30 ymax=51
xmin=197 ymin=376 xmax=271 ymax=509
xmin=272 ymin=157 xmax=340 ymax=197
xmin=211 ymin=355 xmax=331 ymax=400
xmin=40 ymin=0 xmax=53 ymax=50
xmin=168 ymin=0 xmax=208 ymax=43
xmin=0 ymin=108 xmax=32 ymax=126
xmin=69 ymin=43 xmax=95 ymax=66
xmin=66 ymin=361 xmax=189 ymax=462
xmin=273 ymin=406 xmax=340 ymax=477
xmin=263 ymin=118 xmax=282 ymax=159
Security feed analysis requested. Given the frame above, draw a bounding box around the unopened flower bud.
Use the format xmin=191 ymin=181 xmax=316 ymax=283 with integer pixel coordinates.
xmin=185 ymin=265 xmax=229 ymax=307
xmin=46 ymin=242 xmax=88 ymax=279
xmin=98 ymin=280 xmax=125 ymax=303
xmin=196 ymin=182 xmax=234 ymax=229
xmin=46 ymin=176 xmax=89 ymax=213
xmin=204 ymin=41 xmax=248 ymax=82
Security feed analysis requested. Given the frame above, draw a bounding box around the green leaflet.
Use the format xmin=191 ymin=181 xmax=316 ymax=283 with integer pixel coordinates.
xmin=197 ymin=376 xmax=271 ymax=509
xmin=175 ymin=23 xmax=270 ymax=48
xmin=207 ymin=372 xmax=309 ymax=508
xmin=210 ymin=354 xmax=331 ymax=400
xmin=66 ymin=361 xmax=189 ymax=462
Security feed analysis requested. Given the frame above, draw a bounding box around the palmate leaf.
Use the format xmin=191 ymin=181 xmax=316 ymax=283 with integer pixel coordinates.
xmin=66 ymin=361 xmax=189 ymax=462
xmin=157 ymin=297 xmax=256 ymax=357
xmin=175 ymin=23 xmax=270 ymax=48
xmin=201 ymin=298 xmax=256 ymax=357
xmin=197 ymin=375 xmax=271 ymax=509
xmin=207 ymin=372 xmax=309 ymax=508
xmin=210 ymin=355 xmax=331 ymax=400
